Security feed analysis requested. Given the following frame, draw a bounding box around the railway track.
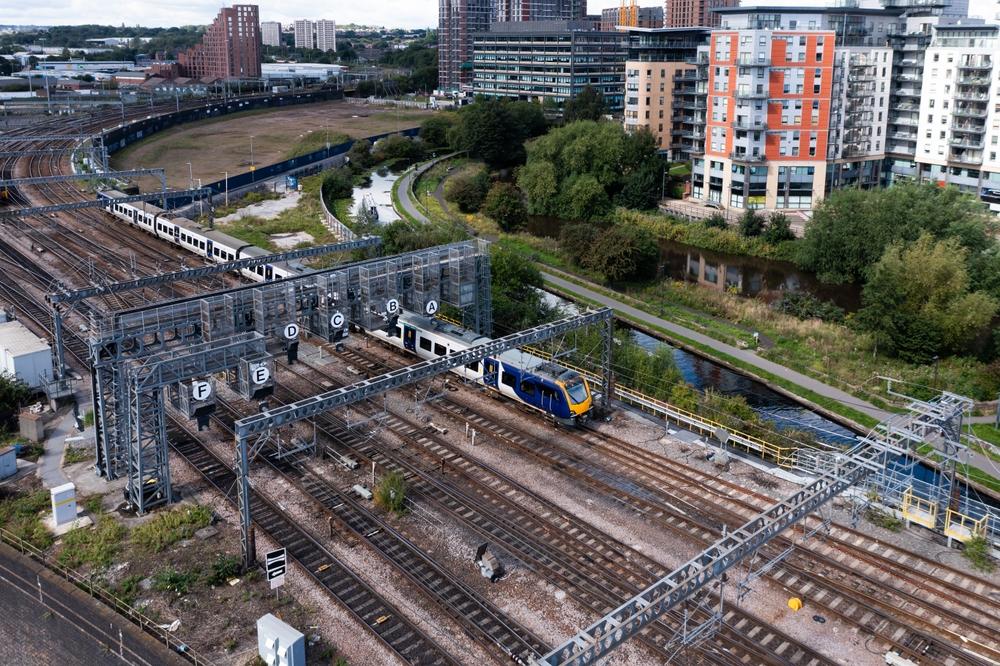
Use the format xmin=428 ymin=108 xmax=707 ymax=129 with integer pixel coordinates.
xmin=168 ymin=422 xmax=459 ymax=666
xmin=330 ymin=342 xmax=1000 ymax=666
xmin=201 ymin=395 xmax=551 ymax=665
xmin=274 ymin=351 xmax=833 ymax=666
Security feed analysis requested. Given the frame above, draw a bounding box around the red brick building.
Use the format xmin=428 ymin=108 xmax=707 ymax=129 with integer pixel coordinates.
xmin=664 ymin=0 xmax=738 ymax=28
xmin=178 ymin=4 xmax=261 ymax=79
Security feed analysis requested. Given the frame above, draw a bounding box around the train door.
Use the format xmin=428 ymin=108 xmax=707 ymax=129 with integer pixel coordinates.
xmin=206 ymin=239 xmax=214 ymax=259
xmin=264 ymin=264 xmax=273 ymax=280
xmin=403 ymin=325 xmax=417 ymax=351
xmin=483 ymin=358 xmax=499 ymax=388
xmin=172 ymin=225 xmax=180 ymax=242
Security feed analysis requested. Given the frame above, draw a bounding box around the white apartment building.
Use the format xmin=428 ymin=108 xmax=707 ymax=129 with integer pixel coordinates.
xmin=911 ymin=25 xmax=1000 ymax=209
xmin=261 ymin=21 xmax=282 ymax=47
xmin=294 ymin=19 xmax=337 ymax=52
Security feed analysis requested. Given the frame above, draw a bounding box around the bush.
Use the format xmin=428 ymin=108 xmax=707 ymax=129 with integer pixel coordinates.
xmin=738 ymin=210 xmax=765 ymax=238
xmin=704 ymin=213 xmax=728 ymax=230
xmin=345 ymin=140 xmax=374 ymax=172
xmin=131 ymin=505 xmax=212 ymax=553
xmin=774 ymin=292 xmax=845 ymax=323
xmin=559 ymin=222 xmax=601 ymax=266
xmin=373 ymin=134 xmax=423 ymax=162
xmin=444 ymin=168 xmax=490 ymax=213
xmin=0 ymin=489 xmax=54 ymax=550
xmin=419 ymin=115 xmax=455 ymax=148
xmin=582 ymin=221 xmax=659 ymax=282
xmin=322 ymin=168 xmax=354 ymax=207
xmin=482 ymin=182 xmax=528 ymax=231
xmin=205 ymin=554 xmax=242 ymax=586
xmin=962 ymin=535 xmax=995 ymax=573
xmin=375 ymin=470 xmax=407 ymax=515
xmin=764 ymin=213 xmax=796 ymax=243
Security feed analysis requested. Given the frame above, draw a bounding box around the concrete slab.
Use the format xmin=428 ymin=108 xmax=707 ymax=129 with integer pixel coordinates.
xmin=42 ymin=508 xmax=93 ymax=537
xmin=0 ymin=458 xmax=37 ymax=485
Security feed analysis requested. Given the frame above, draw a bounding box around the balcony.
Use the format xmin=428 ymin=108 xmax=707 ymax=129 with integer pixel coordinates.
xmin=950 ymin=137 xmax=985 ymax=149
xmin=729 ymin=150 xmax=766 ymax=163
xmin=954 ymin=105 xmax=989 ymax=118
xmin=957 ymin=76 xmax=990 ymax=86
xmin=950 ymin=148 xmax=983 ymax=165
xmin=893 ymin=88 xmax=920 ymax=98
xmin=733 ymin=90 xmax=768 ymax=100
xmin=732 ymin=118 xmax=768 ymax=131
xmin=847 ymin=86 xmax=877 ymax=98
xmin=889 ymin=131 xmax=917 ymax=141
xmin=891 ymin=116 xmax=919 ymax=126
xmin=671 ymin=99 xmax=707 ymax=110
xmin=952 ymin=121 xmax=985 ymax=132
xmin=736 ymin=55 xmax=770 ymax=66
xmin=957 ymin=61 xmax=992 ymax=71
xmin=896 ymin=73 xmax=921 ymax=82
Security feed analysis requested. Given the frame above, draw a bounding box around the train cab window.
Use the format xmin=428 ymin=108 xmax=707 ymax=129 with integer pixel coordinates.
xmin=434 ymin=343 xmax=447 ymax=356
xmin=465 ymin=361 xmax=480 ymax=373
xmin=419 ymin=337 xmax=432 ymax=352
xmin=501 ymin=372 xmax=516 ymax=388
xmin=520 ymin=381 xmax=535 ymax=396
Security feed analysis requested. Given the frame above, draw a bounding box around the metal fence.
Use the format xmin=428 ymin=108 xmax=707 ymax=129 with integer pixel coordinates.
xmin=0 ymin=526 xmax=212 ymax=664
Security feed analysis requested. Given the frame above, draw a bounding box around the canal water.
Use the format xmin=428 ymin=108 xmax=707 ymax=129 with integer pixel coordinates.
xmin=541 ymin=291 xmax=859 ymax=446
xmin=527 ymin=217 xmax=862 ymax=311
xmin=352 ymin=168 xmax=401 ymax=224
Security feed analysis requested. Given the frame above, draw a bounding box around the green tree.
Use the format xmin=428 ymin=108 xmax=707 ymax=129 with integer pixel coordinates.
xmin=561 ymin=174 xmax=611 ymax=221
xmin=321 ymin=168 xmax=354 ymax=207
xmin=563 ymin=85 xmax=608 ymax=123
xmin=799 ymin=182 xmax=996 ymax=284
xmin=616 ymin=162 xmax=661 ymax=210
xmin=419 ymin=115 xmax=455 ymax=149
xmin=490 ymin=244 xmax=554 ymax=333
xmin=373 ymin=135 xmax=422 ymax=162
xmin=444 ymin=168 xmax=490 ymax=213
xmin=517 ymin=159 xmax=559 ymax=216
xmin=507 ymin=101 xmax=548 ymax=141
xmin=345 ymin=140 xmax=374 ymax=172
xmin=858 ymin=234 xmax=999 ymax=363
xmin=704 ymin=213 xmax=728 ymax=229
xmin=448 ymin=97 xmax=526 ymax=168
xmin=559 ymin=222 xmax=601 ymax=265
xmin=763 ymin=212 xmax=795 ymax=244
xmin=0 ymin=371 xmax=30 ymax=431
xmin=583 ymin=222 xmax=660 ymax=282
xmin=482 ymin=182 xmax=528 ymax=231
xmin=738 ymin=209 xmax=765 ymax=237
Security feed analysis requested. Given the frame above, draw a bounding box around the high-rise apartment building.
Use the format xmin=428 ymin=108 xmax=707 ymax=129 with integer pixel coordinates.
xmin=472 ymin=20 xmax=626 ymax=110
xmin=601 ymin=6 xmax=663 ymax=30
xmin=439 ymin=0 xmax=492 ymax=91
xmin=494 ymin=0 xmax=586 ymax=22
xmin=623 ymin=28 xmax=707 ymax=158
xmin=665 ymin=0 xmax=738 ymax=28
xmin=294 ymin=19 xmax=337 ymax=51
xmin=178 ymin=4 xmax=261 ymax=79
xmin=261 ymin=21 xmax=282 ymax=47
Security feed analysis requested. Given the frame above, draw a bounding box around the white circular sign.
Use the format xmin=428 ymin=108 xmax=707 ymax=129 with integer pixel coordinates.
xmin=385 ymin=299 xmax=400 ymax=315
xmin=330 ymin=311 xmax=345 ymax=328
xmin=251 ymin=365 xmax=271 ymax=385
xmin=425 ymin=300 xmax=439 ymax=316
xmin=283 ymin=323 xmax=299 ymax=340
xmin=191 ymin=380 xmax=212 ymax=402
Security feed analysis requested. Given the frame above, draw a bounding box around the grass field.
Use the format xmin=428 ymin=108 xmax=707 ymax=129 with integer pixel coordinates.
xmin=111 ymin=101 xmax=433 ymax=189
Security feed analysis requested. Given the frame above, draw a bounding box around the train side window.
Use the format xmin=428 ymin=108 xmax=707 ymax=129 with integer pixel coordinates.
xmin=419 ymin=337 xmax=432 ymax=352
xmin=501 ymin=372 xmax=515 ymax=388
xmin=521 ymin=381 xmax=535 ymax=395
xmin=199 ymin=241 xmax=205 ymax=250
xmin=391 ymin=326 xmax=401 ymax=338
xmin=434 ymin=343 xmax=447 ymax=356
xmin=465 ymin=361 xmax=480 ymax=373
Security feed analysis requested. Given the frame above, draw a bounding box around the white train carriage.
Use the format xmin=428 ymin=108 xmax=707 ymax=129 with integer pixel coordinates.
xmin=99 ymin=189 xmax=303 ymax=282
xmin=367 ymin=312 xmax=594 ymax=423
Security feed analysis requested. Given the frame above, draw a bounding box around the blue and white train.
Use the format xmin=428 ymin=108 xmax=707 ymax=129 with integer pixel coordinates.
xmin=367 ymin=312 xmax=594 ymax=423
xmin=99 ymin=189 xmax=306 ymax=282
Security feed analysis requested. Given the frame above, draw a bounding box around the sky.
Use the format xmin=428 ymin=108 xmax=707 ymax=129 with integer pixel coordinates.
xmin=1 ymin=0 xmax=996 ymax=30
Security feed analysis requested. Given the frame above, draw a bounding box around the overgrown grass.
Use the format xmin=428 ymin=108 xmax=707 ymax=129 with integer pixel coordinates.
xmin=205 ymin=554 xmax=242 ymax=586
xmin=972 ymin=424 xmax=1000 ymax=448
xmin=213 ymin=189 xmax=281 ymax=217
xmin=131 ymin=504 xmax=212 ymax=553
xmin=116 ymin=574 xmax=145 ymax=606
xmin=153 ymin=566 xmax=201 ymax=595
xmin=0 ymin=489 xmax=54 ymax=550
xmin=375 ymin=470 xmax=407 ymax=515
xmin=285 ymin=131 xmax=351 ymax=159
xmin=962 ymin=535 xmax=996 ymax=573
xmin=63 ymin=446 xmax=92 ymax=465
xmin=216 ymin=175 xmax=338 ymax=252
xmin=57 ymin=515 xmax=126 ymax=569
xmin=83 ymin=410 xmax=95 ymax=428
xmin=865 ymin=506 xmax=903 ymax=532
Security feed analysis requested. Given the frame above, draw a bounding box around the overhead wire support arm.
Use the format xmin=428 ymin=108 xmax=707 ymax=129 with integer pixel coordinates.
xmin=0 ymin=169 xmax=167 ymax=188
xmin=536 ymin=440 xmax=898 ymax=666
xmin=47 ymin=237 xmax=383 ymax=305
xmin=0 ymin=134 xmax=96 ymax=142
xmin=0 ymin=188 xmax=212 ymax=219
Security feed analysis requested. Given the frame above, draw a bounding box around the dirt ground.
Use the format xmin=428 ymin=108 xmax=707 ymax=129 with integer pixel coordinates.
xmin=110 ymin=101 xmax=434 ymax=189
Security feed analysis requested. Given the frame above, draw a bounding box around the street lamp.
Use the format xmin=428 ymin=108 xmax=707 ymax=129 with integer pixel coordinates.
xmin=222 ymin=171 xmax=229 ymax=207
xmin=249 ymin=135 xmax=255 ymax=181
xmin=186 ymin=162 xmax=193 ymax=190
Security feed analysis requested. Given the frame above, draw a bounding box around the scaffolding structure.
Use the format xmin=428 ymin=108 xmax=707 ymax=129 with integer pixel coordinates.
xmin=86 ymin=241 xmax=493 ymax=512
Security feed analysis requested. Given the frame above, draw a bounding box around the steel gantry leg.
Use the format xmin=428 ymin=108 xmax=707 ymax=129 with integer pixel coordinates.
xmin=126 ymin=386 xmax=171 ymax=514
xmin=237 ymin=434 xmax=255 ymax=568
xmin=601 ymin=316 xmax=614 ymax=411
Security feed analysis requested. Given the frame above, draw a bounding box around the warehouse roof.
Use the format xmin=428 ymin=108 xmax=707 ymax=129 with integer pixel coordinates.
xmin=0 ymin=320 xmax=51 ymax=357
